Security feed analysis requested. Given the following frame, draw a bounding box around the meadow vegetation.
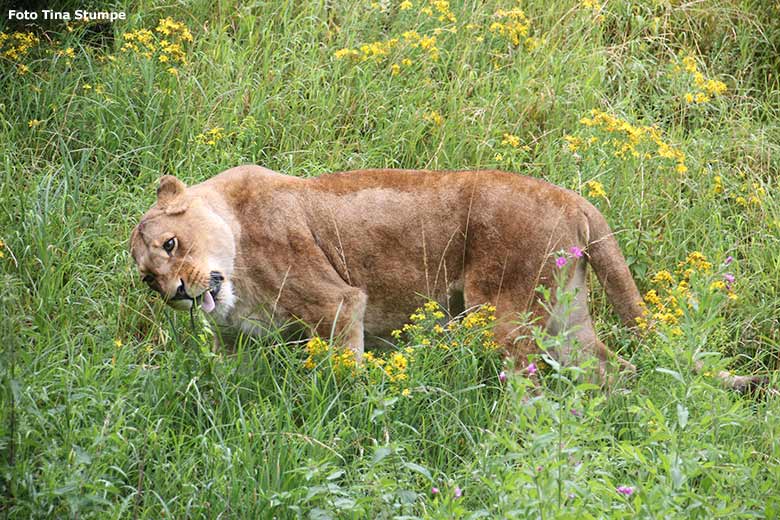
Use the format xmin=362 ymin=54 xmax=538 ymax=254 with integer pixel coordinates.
xmin=1 ymin=0 xmax=779 ymax=517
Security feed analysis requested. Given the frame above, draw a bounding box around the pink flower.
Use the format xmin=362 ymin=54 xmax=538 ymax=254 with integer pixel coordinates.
xmin=724 ymin=256 xmax=734 ymax=265
xmin=527 ymin=363 xmax=537 ymax=376
xmin=431 ymin=487 xmax=439 ymax=495
xmin=499 ymin=371 xmax=507 ymax=383
xmin=723 ymin=273 xmax=735 ymax=284
xmin=454 ymin=486 xmax=463 ymax=498
xmin=569 ymin=246 xmax=583 ymax=258
xmin=616 ymin=486 xmax=634 ymax=497
xmin=570 ymin=408 xmax=582 ymax=417
xmin=555 ymin=256 xmax=567 ymax=268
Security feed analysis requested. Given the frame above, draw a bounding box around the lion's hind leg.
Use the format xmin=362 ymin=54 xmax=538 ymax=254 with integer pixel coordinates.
xmin=546 ymin=259 xmax=636 ymax=385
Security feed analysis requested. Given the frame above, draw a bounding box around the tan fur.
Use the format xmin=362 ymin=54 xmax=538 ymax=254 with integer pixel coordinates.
xmin=130 ymin=165 xmax=652 ymax=381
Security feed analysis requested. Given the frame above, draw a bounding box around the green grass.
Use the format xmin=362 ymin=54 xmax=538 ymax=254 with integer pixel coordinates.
xmin=1 ymin=0 xmax=780 ymax=517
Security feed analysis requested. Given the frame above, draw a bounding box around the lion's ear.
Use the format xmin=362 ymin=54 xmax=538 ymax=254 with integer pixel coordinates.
xmin=156 ymin=176 xmax=189 ymax=214
xmin=157 ymin=175 xmax=186 ymax=203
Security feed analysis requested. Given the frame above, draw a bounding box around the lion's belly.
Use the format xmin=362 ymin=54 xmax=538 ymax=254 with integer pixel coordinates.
xmin=359 ymin=266 xmax=465 ymax=340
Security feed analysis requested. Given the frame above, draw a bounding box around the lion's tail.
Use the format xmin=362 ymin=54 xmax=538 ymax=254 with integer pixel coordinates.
xmin=582 ymin=201 xmax=773 ymax=395
xmin=582 ymin=202 xmax=644 ymax=329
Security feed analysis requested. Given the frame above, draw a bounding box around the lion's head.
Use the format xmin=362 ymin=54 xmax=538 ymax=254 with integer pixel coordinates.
xmin=130 ymin=175 xmax=237 ymax=315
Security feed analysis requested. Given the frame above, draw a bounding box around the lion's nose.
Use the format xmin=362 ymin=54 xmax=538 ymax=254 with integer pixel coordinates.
xmin=175 ymin=280 xmax=188 ymax=298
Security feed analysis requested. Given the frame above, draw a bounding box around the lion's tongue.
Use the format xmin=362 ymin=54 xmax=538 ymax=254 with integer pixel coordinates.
xmin=201 ymin=291 xmax=215 ymax=313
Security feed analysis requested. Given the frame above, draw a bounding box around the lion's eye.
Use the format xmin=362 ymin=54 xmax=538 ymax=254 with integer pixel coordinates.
xmin=163 ymin=237 xmax=176 ymax=254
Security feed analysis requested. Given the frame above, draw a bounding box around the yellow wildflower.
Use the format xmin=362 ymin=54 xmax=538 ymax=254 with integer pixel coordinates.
xmin=424 ymin=301 xmax=440 ymax=312
xmin=424 ymin=110 xmax=444 ymax=126
xmin=334 ymin=48 xmax=359 ymax=59
xmin=501 ymin=133 xmax=521 ymax=147
xmin=564 ymin=135 xmax=583 ymax=152
xmin=585 ymin=180 xmax=607 ymax=199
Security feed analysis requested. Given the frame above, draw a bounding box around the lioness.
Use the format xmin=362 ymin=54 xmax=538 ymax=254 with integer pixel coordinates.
xmin=129 ymin=165 xmax=762 ymax=388
xmin=130 ymin=165 xmax=642 ymax=378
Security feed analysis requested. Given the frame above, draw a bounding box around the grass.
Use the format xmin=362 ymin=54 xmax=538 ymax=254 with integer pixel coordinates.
xmin=1 ymin=0 xmax=780 ymax=517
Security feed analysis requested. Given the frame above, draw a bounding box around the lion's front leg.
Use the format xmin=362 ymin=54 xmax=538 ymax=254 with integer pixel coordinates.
xmin=309 ymin=286 xmax=367 ymax=362
xmin=265 ymin=231 xmax=368 ymax=362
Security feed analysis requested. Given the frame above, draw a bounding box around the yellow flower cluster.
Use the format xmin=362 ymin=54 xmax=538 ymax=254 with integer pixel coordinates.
xmin=155 ymin=17 xmax=193 ymax=42
xmin=303 ymin=336 xmax=412 ymax=393
xmin=302 ymin=337 xmax=358 ymax=375
xmin=0 ymin=31 xmax=39 ymax=61
xmin=712 ymin=174 xmax=724 ymax=194
xmin=734 ymin=174 xmax=766 ymax=208
xmin=675 ymin=55 xmax=728 ymax=104
xmin=384 ymin=351 xmax=409 ymax=383
xmin=335 ymin=29 xmax=440 ymax=67
xmin=421 ymin=0 xmax=457 ymax=23
xmin=502 ymin=133 xmax=521 ymax=147
xmin=564 ymin=134 xmax=599 ymax=153
xmin=332 ymin=0 xmax=466 ymax=75
xmin=303 ymin=336 xmax=329 ymax=369
xmin=578 ymin=109 xmax=688 ymax=173
xmin=712 ymin=171 xmax=766 ymax=208
xmin=585 ymin=180 xmax=607 ymax=200
xmin=462 ymin=305 xmax=497 ymax=329
xmin=195 ymin=127 xmax=228 ymax=146
xmin=494 ymin=132 xmax=531 ymax=163
xmin=460 ymin=305 xmax=500 ymax=350
xmin=734 ymin=181 xmax=766 ymax=208
xmin=489 ymin=7 xmax=538 ymax=50
xmin=395 ymin=301 xmax=501 ymax=351
xmin=0 ymin=31 xmax=39 ymax=72
xmin=121 ymin=17 xmax=193 ymax=74
xmin=636 ymin=252 xmax=735 ymax=336
xmin=303 ymin=301 xmax=502 ymax=396
xmin=424 ymin=110 xmax=444 ymax=126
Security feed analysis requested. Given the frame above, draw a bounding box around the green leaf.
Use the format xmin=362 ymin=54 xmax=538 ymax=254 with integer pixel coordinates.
xmin=655 ymin=367 xmax=684 ymax=384
xmin=676 ymin=403 xmax=689 ymax=430
xmin=402 ymin=461 xmax=432 ymax=481
xmin=372 ymin=446 xmax=393 ymax=465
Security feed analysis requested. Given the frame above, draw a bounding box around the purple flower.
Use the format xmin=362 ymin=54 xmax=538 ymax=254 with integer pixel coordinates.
xmin=454 ymin=486 xmax=463 ymax=498
xmin=569 ymin=246 xmax=584 ymax=258
xmin=499 ymin=371 xmax=507 ymax=383
xmin=570 ymin=408 xmax=582 ymax=417
xmin=723 ymin=273 xmax=735 ymax=284
xmin=527 ymin=363 xmax=537 ymax=376
xmin=555 ymin=256 xmax=568 ymax=268
xmin=724 ymin=256 xmax=734 ymax=265
xmin=616 ymin=486 xmax=634 ymax=497
xmin=431 ymin=487 xmax=439 ymax=495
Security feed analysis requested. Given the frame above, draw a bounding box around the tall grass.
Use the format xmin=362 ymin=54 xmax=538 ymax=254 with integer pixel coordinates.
xmin=1 ymin=0 xmax=779 ymax=517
